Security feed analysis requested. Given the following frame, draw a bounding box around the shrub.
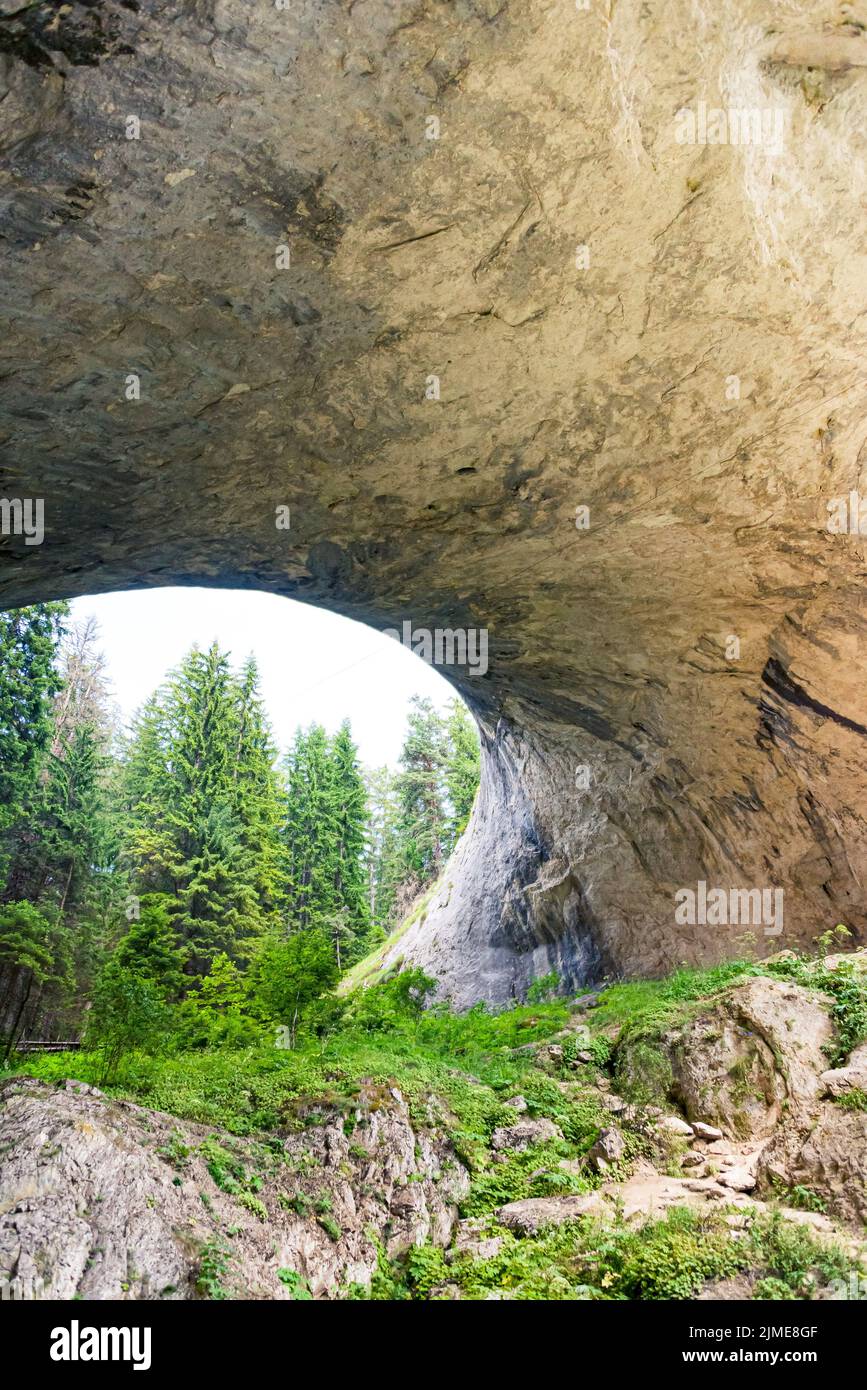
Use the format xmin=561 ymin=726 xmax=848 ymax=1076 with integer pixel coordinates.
xmin=527 ymin=971 xmax=559 ymax=1004
xmin=277 ymin=1268 xmax=312 ymax=1300
xmin=86 ymin=961 xmax=170 ymax=1083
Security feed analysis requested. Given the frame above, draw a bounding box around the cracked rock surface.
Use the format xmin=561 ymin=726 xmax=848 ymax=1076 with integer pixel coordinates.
xmin=0 ymin=1076 xmax=467 ymax=1299
xmin=2 ymin=0 xmax=867 ymax=1000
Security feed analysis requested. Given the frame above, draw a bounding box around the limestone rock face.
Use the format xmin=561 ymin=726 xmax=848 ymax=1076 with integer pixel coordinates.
xmin=0 ymin=1077 xmax=467 ymax=1299
xmin=2 ymin=0 xmax=867 ymax=1001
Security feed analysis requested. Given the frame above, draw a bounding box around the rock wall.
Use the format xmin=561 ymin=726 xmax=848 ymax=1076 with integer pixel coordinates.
xmin=2 ymin=0 xmax=867 ymax=1001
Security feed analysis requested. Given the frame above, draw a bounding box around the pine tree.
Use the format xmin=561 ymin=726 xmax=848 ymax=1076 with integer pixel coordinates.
xmin=0 ymin=612 xmax=117 ymax=1042
xmin=280 ymin=724 xmax=338 ymax=933
xmin=364 ymin=764 xmax=403 ymax=933
xmin=0 ymin=603 xmax=67 ymax=872
xmin=114 ymin=894 xmax=186 ymax=1000
xmin=329 ymin=720 xmax=370 ymax=964
xmin=394 ymin=696 xmax=449 ymax=883
xmin=279 ymin=721 xmax=372 ymax=968
xmin=231 ymin=657 xmax=283 ymax=919
xmin=443 ymin=697 xmax=481 ymax=852
xmin=361 ymin=698 xmax=480 ymax=942
xmin=123 ymin=643 xmax=282 ymax=976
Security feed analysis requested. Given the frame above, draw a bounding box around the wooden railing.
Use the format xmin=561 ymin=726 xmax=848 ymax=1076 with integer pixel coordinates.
xmin=15 ymin=1040 xmax=81 ymax=1053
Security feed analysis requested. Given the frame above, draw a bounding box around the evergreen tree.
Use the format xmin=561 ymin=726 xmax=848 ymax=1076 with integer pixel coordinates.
xmin=0 ymin=612 xmax=116 ymax=1041
xmin=0 ymin=900 xmax=71 ymax=1058
xmin=0 ymin=604 xmax=66 ymax=869
xmin=394 ymin=696 xmax=449 ymax=883
xmin=123 ymin=643 xmax=283 ymax=975
xmin=114 ymin=894 xmax=186 ymax=1000
xmin=443 ymin=697 xmax=481 ymax=851
xmin=364 ymin=764 xmax=403 ymax=933
xmin=232 ymin=657 xmax=283 ymax=917
xmin=281 ymin=723 xmax=339 ymax=934
xmin=280 ymin=720 xmax=372 ymax=968
xmin=250 ymin=928 xmax=338 ymax=1045
xmin=329 ymin=720 xmax=370 ymax=964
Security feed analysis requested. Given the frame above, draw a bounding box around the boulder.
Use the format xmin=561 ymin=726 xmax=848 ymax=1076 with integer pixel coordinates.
xmin=657 ymin=1115 xmax=694 ymax=1137
xmin=496 ymin=1194 xmax=604 ymax=1237
xmin=718 ymin=1169 xmax=757 ymax=1193
xmin=667 ymin=977 xmax=834 ymax=1139
xmin=820 ymin=1042 xmax=867 ymax=1098
xmin=681 ymin=1152 xmax=705 ymax=1169
xmin=490 ymin=1118 xmax=563 ymax=1152
xmin=691 ymin=1122 xmax=724 ymax=1141
xmin=757 ymin=1104 xmax=867 ymax=1227
xmin=587 ymin=1126 xmax=626 ymax=1173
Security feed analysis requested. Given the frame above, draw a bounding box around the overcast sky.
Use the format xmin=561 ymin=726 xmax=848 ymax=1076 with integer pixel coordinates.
xmin=69 ymin=588 xmax=457 ymax=768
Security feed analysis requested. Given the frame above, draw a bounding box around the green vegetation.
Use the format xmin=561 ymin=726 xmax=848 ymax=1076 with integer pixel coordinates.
xmin=11 ymin=947 xmax=866 ymax=1302
xmin=365 ymin=1205 xmax=855 ymax=1303
xmin=0 ymin=609 xmax=480 ymax=1056
xmin=2 ymin=606 xmax=865 ymax=1303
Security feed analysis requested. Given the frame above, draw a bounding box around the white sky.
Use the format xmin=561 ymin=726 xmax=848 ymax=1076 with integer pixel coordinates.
xmin=70 ymin=588 xmax=457 ymax=768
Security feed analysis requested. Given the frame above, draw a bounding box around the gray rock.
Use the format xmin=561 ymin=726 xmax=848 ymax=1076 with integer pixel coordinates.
xmin=0 ymin=0 xmax=863 ymax=1015
xmin=491 ymin=1118 xmax=562 ymax=1152
xmin=718 ymin=1169 xmax=757 ymax=1193
xmin=820 ymin=1043 xmax=867 ymax=1097
xmin=445 ymin=1236 xmax=503 ymax=1264
xmin=503 ymin=1095 xmax=528 ymax=1113
xmin=681 ymin=1152 xmax=705 ymax=1168
xmin=0 ymin=1077 xmax=468 ymax=1300
xmin=497 ymin=1194 xmax=603 ymax=1236
xmin=587 ymin=1126 xmax=625 ymax=1173
xmin=657 ymin=1116 xmax=695 ymax=1137
xmin=691 ymin=1122 xmax=724 ymax=1141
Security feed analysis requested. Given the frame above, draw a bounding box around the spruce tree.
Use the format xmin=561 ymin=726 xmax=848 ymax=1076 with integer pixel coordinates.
xmin=329 ymin=720 xmax=370 ymax=964
xmin=443 ymin=697 xmax=481 ymax=851
xmin=281 ymin=724 xmax=338 ymax=933
xmin=394 ymin=696 xmax=449 ymax=883
xmin=123 ymin=643 xmax=282 ymax=975
xmin=0 ymin=603 xmax=66 ymax=871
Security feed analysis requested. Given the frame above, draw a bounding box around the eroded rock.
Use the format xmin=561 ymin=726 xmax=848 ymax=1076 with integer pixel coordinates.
xmin=0 ymin=1077 xmax=468 ymax=1299
xmin=490 ymin=1118 xmax=562 ymax=1152
xmin=496 ymin=1194 xmax=603 ymax=1236
xmin=667 ymin=977 xmax=834 ymax=1138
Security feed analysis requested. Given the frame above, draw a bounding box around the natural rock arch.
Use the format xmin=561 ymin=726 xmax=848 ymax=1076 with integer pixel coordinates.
xmin=2 ymin=0 xmax=866 ymax=1004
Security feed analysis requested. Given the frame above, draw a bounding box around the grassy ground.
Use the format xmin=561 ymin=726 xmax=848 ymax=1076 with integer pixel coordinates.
xmin=10 ymin=951 xmax=867 ymax=1300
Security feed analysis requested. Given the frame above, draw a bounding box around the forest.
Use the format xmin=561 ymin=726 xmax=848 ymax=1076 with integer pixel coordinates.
xmin=0 ymin=603 xmax=480 ymax=1066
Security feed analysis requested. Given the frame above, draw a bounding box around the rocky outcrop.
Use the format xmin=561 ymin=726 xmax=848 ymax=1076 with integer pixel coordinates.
xmin=0 ymin=1077 xmax=468 ymax=1300
xmin=2 ymin=1 xmax=867 ymax=1002
xmin=758 ymin=1106 xmax=867 ymax=1228
xmin=654 ymin=961 xmax=867 ymax=1222
xmin=820 ymin=1042 xmax=867 ymax=1098
xmin=666 ymin=976 xmax=834 ymax=1138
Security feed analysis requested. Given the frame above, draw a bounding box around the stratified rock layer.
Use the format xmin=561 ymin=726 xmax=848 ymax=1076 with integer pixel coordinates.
xmin=2 ymin=1 xmax=867 ymax=1001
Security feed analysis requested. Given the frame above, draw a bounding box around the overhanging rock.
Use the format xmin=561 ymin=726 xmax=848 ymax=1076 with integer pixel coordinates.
xmin=1 ymin=0 xmax=866 ymax=1003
